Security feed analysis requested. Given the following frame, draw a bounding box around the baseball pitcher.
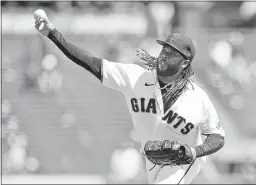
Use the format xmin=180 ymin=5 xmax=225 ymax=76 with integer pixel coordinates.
xmin=34 ymin=9 xmax=225 ymax=184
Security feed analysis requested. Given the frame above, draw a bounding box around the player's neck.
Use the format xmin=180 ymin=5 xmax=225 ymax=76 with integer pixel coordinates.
xmin=158 ymin=71 xmax=181 ymax=85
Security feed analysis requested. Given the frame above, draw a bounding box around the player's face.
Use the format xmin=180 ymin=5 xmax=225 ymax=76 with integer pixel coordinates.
xmin=157 ymin=45 xmax=185 ymax=77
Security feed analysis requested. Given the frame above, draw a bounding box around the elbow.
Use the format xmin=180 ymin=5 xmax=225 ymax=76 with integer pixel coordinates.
xmin=219 ymin=136 xmax=225 ymax=150
xmin=213 ymin=134 xmax=225 ymax=151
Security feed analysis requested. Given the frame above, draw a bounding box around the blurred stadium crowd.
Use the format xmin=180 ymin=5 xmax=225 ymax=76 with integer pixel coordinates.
xmin=2 ymin=1 xmax=256 ymax=184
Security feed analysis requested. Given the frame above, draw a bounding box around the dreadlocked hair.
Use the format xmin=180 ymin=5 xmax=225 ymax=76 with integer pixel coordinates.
xmin=136 ymin=49 xmax=195 ymax=102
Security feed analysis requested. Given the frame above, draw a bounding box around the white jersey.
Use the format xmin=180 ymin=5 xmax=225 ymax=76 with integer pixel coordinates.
xmin=102 ymin=59 xmax=225 ymax=184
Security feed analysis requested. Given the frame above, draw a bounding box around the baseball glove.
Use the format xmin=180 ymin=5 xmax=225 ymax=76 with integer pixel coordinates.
xmin=144 ymin=140 xmax=195 ymax=170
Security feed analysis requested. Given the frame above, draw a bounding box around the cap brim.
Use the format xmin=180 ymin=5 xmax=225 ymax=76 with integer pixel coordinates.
xmin=156 ymin=39 xmax=168 ymax=46
xmin=156 ymin=40 xmax=181 ymax=53
xmin=156 ymin=39 xmax=188 ymax=60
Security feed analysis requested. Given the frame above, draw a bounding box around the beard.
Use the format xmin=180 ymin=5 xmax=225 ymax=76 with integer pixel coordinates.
xmin=157 ymin=61 xmax=180 ymax=77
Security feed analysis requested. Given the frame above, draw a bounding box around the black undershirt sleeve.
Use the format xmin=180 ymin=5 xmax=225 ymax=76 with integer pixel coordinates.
xmin=47 ymin=29 xmax=103 ymax=81
xmin=194 ymin=134 xmax=225 ymax=158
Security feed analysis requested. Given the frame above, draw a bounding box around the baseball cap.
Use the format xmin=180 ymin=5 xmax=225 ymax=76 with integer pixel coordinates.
xmin=156 ymin=33 xmax=196 ymax=62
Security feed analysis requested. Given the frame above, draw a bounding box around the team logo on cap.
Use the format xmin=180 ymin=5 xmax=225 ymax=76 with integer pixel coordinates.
xmin=170 ymin=34 xmax=180 ymax=42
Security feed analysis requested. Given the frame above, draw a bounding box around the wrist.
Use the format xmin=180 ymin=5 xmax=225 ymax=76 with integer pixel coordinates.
xmin=190 ymin=147 xmax=197 ymax=160
xmin=48 ymin=28 xmax=57 ymax=38
xmin=48 ymin=23 xmax=55 ymax=31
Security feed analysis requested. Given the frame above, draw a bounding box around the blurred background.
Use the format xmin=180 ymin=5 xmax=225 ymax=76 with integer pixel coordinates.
xmin=1 ymin=1 xmax=256 ymax=184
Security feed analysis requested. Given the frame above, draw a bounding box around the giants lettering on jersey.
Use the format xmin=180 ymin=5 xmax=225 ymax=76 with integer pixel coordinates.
xmin=162 ymin=109 xmax=194 ymax=135
xmin=130 ymin=98 xmax=157 ymax=114
xmin=130 ymin=98 xmax=194 ymax=135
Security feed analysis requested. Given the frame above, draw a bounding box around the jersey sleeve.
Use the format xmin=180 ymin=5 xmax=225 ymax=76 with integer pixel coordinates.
xmin=200 ymin=92 xmax=225 ymax=137
xmin=101 ymin=59 xmax=147 ymax=93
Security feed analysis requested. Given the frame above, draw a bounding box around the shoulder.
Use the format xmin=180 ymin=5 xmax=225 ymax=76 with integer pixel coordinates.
xmin=102 ymin=59 xmax=155 ymax=89
xmin=189 ymin=82 xmax=218 ymax=117
xmin=188 ymin=82 xmax=210 ymax=100
xmin=186 ymin=81 xmax=213 ymax=108
xmin=102 ymin=59 xmax=149 ymax=73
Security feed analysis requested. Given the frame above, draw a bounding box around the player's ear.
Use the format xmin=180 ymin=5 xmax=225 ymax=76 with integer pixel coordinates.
xmin=181 ymin=60 xmax=190 ymax=69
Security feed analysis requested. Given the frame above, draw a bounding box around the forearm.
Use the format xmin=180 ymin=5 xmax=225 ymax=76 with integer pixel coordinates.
xmin=47 ymin=29 xmax=102 ymax=81
xmin=193 ymin=134 xmax=225 ymax=158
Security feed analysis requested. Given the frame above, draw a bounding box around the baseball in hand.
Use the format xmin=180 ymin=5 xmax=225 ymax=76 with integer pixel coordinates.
xmin=33 ymin=9 xmax=47 ymax=22
xmin=33 ymin=9 xmax=48 ymax=30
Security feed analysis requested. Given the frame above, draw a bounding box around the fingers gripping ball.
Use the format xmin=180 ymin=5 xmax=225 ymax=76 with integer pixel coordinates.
xmin=33 ymin=9 xmax=48 ymax=30
xmin=33 ymin=9 xmax=48 ymax=21
xmin=144 ymin=140 xmax=194 ymax=170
